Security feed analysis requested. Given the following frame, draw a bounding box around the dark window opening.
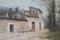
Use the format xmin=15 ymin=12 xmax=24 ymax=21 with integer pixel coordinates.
xmin=10 ymin=24 xmax=14 ymax=32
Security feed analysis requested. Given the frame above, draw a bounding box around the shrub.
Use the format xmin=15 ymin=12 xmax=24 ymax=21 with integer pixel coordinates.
xmin=49 ymin=31 xmax=60 ymax=40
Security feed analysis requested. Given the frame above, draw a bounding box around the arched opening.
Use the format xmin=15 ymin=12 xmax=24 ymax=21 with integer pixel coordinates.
xmin=32 ymin=22 xmax=35 ymax=32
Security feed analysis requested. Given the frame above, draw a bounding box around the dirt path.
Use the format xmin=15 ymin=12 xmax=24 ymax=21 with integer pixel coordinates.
xmin=0 ymin=29 xmax=49 ymax=40
xmin=38 ymin=29 xmax=49 ymax=40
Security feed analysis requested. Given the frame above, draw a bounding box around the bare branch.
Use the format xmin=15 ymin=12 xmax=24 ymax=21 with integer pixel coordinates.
xmin=40 ymin=1 xmax=50 ymax=9
xmin=32 ymin=0 xmax=50 ymax=9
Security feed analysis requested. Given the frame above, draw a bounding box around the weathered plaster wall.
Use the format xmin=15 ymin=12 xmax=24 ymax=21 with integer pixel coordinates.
xmin=26 ymin=17 xmax=44 ymax=32
xmin=0 ymin=19 xmax=28 ymax=33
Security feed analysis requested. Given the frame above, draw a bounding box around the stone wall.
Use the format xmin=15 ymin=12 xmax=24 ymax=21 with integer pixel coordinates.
xmin=0 ymin=19 xmax=28 ymax=33
xmin=26 ymin=17 xmax=44 ymax=32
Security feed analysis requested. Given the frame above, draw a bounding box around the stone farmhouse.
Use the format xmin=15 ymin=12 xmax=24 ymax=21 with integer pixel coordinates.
xmin=0 ymin=6 xmax=44 ymax=33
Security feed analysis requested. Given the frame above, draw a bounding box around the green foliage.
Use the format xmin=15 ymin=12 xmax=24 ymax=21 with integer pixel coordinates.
xmin=15 ymin=7 xmax=19 ymax=13
xmin=40 ymin=0 xmax=60 ymax=40
xmin=8 ymin=8 xmax=12 ymax=14
xmin=47 ymin=0 xmax=56 ymax=31
xmin=40 ymin=0 xmax=56 ymax=31
xmin=0 ymin=6 xmax=19 ymax=17
xmin=49 ymin=32 xmax=60 ymax=40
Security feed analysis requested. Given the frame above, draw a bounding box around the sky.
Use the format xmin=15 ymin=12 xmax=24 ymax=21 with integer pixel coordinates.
xmin=0 ymin=0 xmax=47 ymax=16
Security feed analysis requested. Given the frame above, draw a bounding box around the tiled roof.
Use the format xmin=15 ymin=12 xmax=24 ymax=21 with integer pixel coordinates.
xmin=20 ymin=14 xmax=39 ymax=18
xmin=0 ymin=17 xmax=28 ymax=21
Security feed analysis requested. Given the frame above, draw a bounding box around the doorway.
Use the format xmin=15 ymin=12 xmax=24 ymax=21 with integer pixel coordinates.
xmin=9 ymin=24 xmax=14 ymax=32
xmin=32 ymin=22 xmax=35 ymax=32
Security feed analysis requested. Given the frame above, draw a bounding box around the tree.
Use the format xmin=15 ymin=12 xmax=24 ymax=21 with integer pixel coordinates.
xmin=15 ymin=7 xmax=19 ymax=13
xmin=8 ymin=8 xmax=13 ymax=17
xmin=33 ymin=0 xmax=56 ymax=31
xmin=56 ymin=6 xmax=60 ymax=31
xmin=0 ymin=8 xmax=8 ymax=15
xmin=44 ymin=0 xmax=56 ymax=31
xmin=48 ymin=0 xmax=56 ymax=31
